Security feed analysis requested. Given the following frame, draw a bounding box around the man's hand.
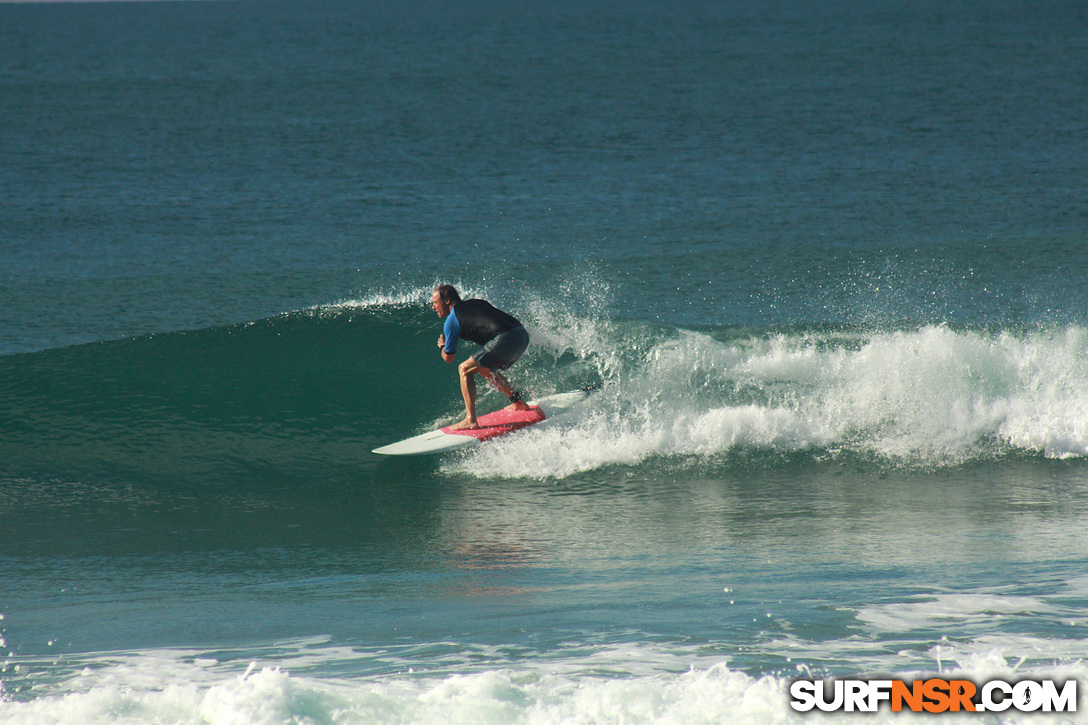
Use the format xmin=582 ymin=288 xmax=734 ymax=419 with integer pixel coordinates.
xmin=438 ymin=334 xmax=454 ymax=363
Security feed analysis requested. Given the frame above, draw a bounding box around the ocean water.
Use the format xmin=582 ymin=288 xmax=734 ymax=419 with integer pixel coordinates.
xmin=3 ymin=0 xmax=1088 ymax=722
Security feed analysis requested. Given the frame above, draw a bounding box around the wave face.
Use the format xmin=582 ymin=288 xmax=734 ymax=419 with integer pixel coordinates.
xmin=0 ymin=291 xmax=595 ymax=485
xmin=3 ymin=290 xmax=1087 ymax=486
xmin=0 ymin=304 xmax=431 ymax=485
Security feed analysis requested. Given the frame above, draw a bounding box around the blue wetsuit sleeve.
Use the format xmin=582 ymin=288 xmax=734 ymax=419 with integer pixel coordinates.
xmin=443 ymin=309 xmax=461 ymax=354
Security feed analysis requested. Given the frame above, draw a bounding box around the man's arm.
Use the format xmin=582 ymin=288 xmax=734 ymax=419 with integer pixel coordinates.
xmin=438 ymin=334 xmax=455 ymax=363
xmin=440 ymin=312 xmax=461 ymax=363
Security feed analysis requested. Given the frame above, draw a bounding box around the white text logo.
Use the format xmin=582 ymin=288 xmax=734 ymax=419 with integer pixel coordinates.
xmin=790 ymin=678 xmax=1077 ymax=714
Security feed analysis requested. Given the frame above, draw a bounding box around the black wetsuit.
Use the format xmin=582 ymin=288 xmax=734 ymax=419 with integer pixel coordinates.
xmin=442 ymin=299 xmax=522 ymax=351
xmin=442 ymin=299 xmax=528 ymax=372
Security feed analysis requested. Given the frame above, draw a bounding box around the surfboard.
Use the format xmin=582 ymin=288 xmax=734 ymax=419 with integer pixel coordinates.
xmin=372 ymin=389 xmax=591 ymax=456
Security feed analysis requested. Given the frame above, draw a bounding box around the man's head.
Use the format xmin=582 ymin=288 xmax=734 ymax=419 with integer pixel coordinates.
xmin=432 ymin=284 xmax=461 ymax=317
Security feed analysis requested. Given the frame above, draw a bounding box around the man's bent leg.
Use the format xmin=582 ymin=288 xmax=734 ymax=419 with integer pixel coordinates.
xmin=450 ymin=359 xmax=530 ymax=430
xmin=482 ymin=369 xmax=530 ymax=411
xmin=473 ymin=328 xmax=530 ymax=410
xmin=450 ymin=358 xmax=483 ymax=430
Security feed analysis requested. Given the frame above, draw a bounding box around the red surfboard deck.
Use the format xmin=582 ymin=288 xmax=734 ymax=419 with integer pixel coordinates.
xmin=373 ymin=391 xmax=589 ymax=456
xmin=441 ymin=406 xmax=546 ymax=441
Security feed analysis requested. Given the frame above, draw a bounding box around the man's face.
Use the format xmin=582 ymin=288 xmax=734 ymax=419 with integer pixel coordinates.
xmin=432 ymin=290 xmax=450 ymax=317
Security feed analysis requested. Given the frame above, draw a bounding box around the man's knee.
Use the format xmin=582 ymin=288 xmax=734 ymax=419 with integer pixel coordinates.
xmin=459 ymin=359 xmax=483 ymax=377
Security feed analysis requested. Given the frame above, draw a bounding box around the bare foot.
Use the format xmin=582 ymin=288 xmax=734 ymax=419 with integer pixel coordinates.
xmin=505 ymin=400 xmax=531 ymax=412
xmin=449 ymin=418 xmax=480 ymax=430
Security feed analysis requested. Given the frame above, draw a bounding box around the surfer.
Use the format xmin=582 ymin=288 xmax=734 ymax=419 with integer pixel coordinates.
xmin=432 ymin=284 xmax=531 ymax=430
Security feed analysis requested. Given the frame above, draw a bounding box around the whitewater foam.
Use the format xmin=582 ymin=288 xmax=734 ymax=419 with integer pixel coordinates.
xmin=451 ymin=324 xmax=1088 ymax=478
xmin=3 ymin=639 xmax=1086 ymax=725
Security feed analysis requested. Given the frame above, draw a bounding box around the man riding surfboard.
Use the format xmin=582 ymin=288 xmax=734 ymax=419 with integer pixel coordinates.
xmin=431 ymin=285 xmax=531 ymax=430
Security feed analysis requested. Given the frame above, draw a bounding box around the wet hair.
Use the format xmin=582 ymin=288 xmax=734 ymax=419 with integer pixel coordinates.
xmin=434 ymin=284 xmax=461 ymax=305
